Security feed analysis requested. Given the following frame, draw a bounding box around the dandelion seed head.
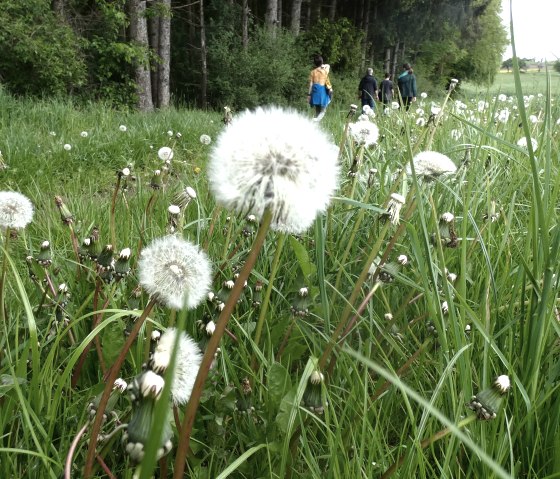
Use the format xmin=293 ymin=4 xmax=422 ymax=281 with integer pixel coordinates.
xmin=497 ymin=94 xmax=507 ymax=102
xmin=441 ymin=212 xmax=455 ymax=223
xmin=119 ymin=125 xmax=127 ymax=132
xmin=517 ymin=137 xmax=538 ymax=151
xmin=0 ymin=191 xmax=34 ymax=229
xmin=150 ymin=328 xmax=202 ymax=405
xmin=158 ymin=146 xmax=174 ymax=161
xmin=416 ymin=117 xmax=426 ymax=127
xmin=407 ymin=151 xmax=457 ymax=177
xmin=208 ymin=106 xmax=339 ymax=234
xmin=494 ymin=375 xmax=511 ymax=394
xmin=199 ymin=134 xmax=212 ymax=145
xmin=63 ymin=144 xmax=72 ymax=151
xmin=420 ymin=92 xmax=428 ymax=99
xmin=80 ymin=131 xmax=88 ymax=138
xmin=138 ymin=235 xmax=212 ymax=310
xmin=348 ymin=120 xmax=379 ymax=147
xmin=391 ymin=101 xmax=400 ymax=110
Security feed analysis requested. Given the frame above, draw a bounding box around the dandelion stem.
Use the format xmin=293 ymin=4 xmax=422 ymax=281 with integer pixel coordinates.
xmin=0 ymin=228 xmax=12 ymax=324
xmin=251 ymin=232 xmax=286 ymax=372
xmin=172 ymin=209 xmax=273 ymax=479
xmin=110 ymin=175 xmax=122 ymax=248
xmin=64 ymin=422 xmax=90 ymax=479
xmin=83 ymin=298 xmax=156 ymax=478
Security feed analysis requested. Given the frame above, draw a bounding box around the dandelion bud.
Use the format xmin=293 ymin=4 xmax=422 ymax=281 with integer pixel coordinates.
xmin=468 ymin=374 xmax=511 ymax=420
xmin=302 ymin=371 xmax=326 ymax=414
xmin=54 ymin=196 xmax=73 ymax=225
xmin=114 ymin=248 xmax=132 ymax=279
xmin=37 ymin=240 xmax=52 ymax=267
xmin=386 ymin=193 xmax=406 ymax=226
xmin=205 ymin=320 xmax=216 ymax=336
xmin=252 ymin=281 xmax=263 ymax=307
xmin=449 ymin=78 xmax=459 ymax=90
xmin=150 ymin=170 xmax=162 ymax=190
xmin=309 ymin=371 xmax=324 ymax=385
xmin=167 ymin=204 xmax=181 ymax=233
xmin=96 ymin=244 xmax=114 ymax=273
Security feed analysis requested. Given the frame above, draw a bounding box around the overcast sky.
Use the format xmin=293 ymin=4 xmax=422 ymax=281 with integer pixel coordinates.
xmin=500 ymin=0 xmax=560 ymax=60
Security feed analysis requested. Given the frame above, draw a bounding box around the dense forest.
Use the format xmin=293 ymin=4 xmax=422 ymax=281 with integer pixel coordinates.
xmin=0 ymin=0 xmax=507 ymax=110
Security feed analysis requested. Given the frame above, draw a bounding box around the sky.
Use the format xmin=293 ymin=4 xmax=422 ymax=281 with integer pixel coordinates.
xmin=500 ymin=0 xmax=560 ymax=61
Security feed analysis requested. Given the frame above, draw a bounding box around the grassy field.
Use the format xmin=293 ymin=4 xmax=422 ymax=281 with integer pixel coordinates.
xmin=461 ymin=69 xmax=560 ymax=97
xmin=1 ymin=71 xmax=560 ymax=479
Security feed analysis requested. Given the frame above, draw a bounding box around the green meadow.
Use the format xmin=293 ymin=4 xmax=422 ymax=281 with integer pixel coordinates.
xmin=0 ymin=66 xmax=559 ymax=479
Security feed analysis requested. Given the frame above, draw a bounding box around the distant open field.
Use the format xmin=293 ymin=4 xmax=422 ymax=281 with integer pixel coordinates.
xmin=461 ymin=70 xmax=560 ymax=97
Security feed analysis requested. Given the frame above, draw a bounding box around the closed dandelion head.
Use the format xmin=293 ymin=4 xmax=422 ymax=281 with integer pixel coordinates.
xmin=113 ymin=378 xmax=128 ymax=393
xmin=129 ymin=370 xmax=165 ymax=400
xmin=158 ymin=146 xmax=174 ymax=161
xmin=37 ymin=240 xmax=52 ymax=267
xmin=347 ymin=104 xmax=358 ymax=118
xmin=407 ymin=151 xmax=457 ymax=178
xmin=114 ymin=248 xmax=132 ymax=279
xmin=0 ymin=191 xmax=34 ymax=229
xmin=138 ymin=235 xmax=212 ymax=310
xmin=349 ymin=120 xmax=379 ymax=147
xmin=449 ymin=78 xmax=459 ymax=89
xmin=386 ymin=193 xmax=406 ymax=226
xmin=208 ymin=106 xmax=339 ymax=234
xmin=468 ymin=374 xmax=511 ymax=420
xmin=54 ymin=195 xmax=73 ymax=225
xmin=149 ymin=328 xmax=203 ymax=406
xmin=150 ymin=170 xmax=162 ymax=190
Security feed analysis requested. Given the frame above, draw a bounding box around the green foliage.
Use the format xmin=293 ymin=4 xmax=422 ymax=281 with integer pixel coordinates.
xmin=0 ymin=0 xmax=86 ymax=96
xmin=554 ymin=60 xmax=560 ymax=74
xmin=299 ymin=18 xmax=364 ymax=73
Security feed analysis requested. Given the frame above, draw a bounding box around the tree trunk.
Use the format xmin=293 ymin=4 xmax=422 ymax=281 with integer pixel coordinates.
xmin=199 ymin=0 xmax=208 ymax=109
xmin=157 ymin=0 xmax=171 ymax=108
xmin=328 ymin=0 xmax=337 ymax=21
xmin=360 ymin=0 xmax=371 ymax=71
xmin=391 ymin=41 xmax=400 ymax=80
xmin=277 ymin=0 xmax=282 ymax=28
xmin=310 ymin=0 xmax=321 ymax=25
xmin=52 ymin=0 xmax=65 ymax=16
xmin=265 ymin=0 xmax=278 ymax=36
xmin=384 ymin=47 xmax=391 ymax=76
xmin=290 ymin=0 xmax=303 ymax=35
xmin=129 ymin=0 xmax=154 ymax=111
xmin=242 ymin=0 xmax=249 ymax=49
xmin=148 ymin=1 xmax=160 ymax=105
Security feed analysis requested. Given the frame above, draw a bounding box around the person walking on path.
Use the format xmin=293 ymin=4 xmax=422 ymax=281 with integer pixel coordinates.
xmin=307 ymin=55 xmax=333 ymax=122
xmin=358 ymin=68 xmax=378 ymax=110
xmin=379 ymin=72 xmax=394 ymax=106
xmin=397 ymin=63 xmax=417 ymax=111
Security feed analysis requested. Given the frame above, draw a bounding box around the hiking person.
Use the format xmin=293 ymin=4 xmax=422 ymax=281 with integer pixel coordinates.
xmin=307 ymin=55 xmax=333 ymax=121
xmin=358 ymin=68 xmax=378 ymax=110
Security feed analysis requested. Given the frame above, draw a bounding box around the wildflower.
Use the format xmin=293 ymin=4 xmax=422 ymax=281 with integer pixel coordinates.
xmin=199 ymin=134 xmax=212 ymax=145
xmin=0 ymin=191 xmax=34 ymax=229
xmin=119 ymin=125 xmax=127 ymax=132
xmin=208 ymin=106 xmax=339 ymax=234
xmin=167 ymin=130 xmax=173 ymax=137
xmin=430 ymin=104 xmax=441 ymax=116
xmin=205 ymin=320 xmax=216 ymax=335
xmin=386 ymin=193 xmax=406 ymax=226
xmin=477 ymin=100 xmax=488 ymax=112
xmin=517 ymin=137 xmax=538 ymax=151
xmin=194 ymin=166 xmax=201 ymax=175
xmin=529 ymin=115 xmax=538 ymax=124
xmin=497 ymin=93 xmax=507 ymax=102
xmin=348 ymin=120 xmax=379 ymax=147
xmin=384 ymin=313 xmax=393 ymax=321
xmin=420 ymin=92 xmax=428 ymax=99
xmin=176 ymin=132 xmax=182 ymax=139
xmin=63 ymin=144 xmax=72 ymax=151
xmin=468 ymin=375 xmax=511 ymax=420
xmin=37 ymin=241 xmax=52 ymax=267
xmin=416 ymin=117 xmax=426 ymax=127
xmin=447 ymin=272 xmax=457 ymax=283
xmin=138 ymin=235 xmax=212 ymax=310
xmin=114 ymin=248 xmax=132 ymax=279
xmin=496 ymin=108 xmax=510 ymax=123
xmin=407 ymin=151 xmax=457 ymax=178
xmin=449 ymin=78 xmax=459 ymax=90
xmin=397 ymin=254 xmax=408 ymax=265
xmin=80 ymin=131 xmax=88 ymax=138
xmin=113 ymin=378 xmax=128 ymax=393
xmin=175 ymin=186 xmax=197 ymax=209
xmin=391 ymin=101 xmax=400 ymax=110
xmin=441 ymin=301 xmax=449 ymax=314
xmin=149 ymin=327 xmax=202 ymax=406
xmin=157 ymin=146 xmax=174 ymax=161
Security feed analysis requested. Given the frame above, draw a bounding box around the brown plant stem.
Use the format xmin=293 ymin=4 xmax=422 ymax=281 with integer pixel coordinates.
xmin=380 ymin=414 xmax=477 ymax=479
xmin=110 ymin=175 xmax=122 ymax=248
xmin=203 ymin=206 xmax=222 ymax=251
xmin=83 ymin=298 xmax=156 ymax=478
xmin=172 ymin=209 xmax=273 ymax=479
xmin=64 ymin=422 xmax=89 ymax=479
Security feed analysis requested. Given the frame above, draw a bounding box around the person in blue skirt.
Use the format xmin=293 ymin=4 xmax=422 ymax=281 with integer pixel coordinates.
xmin=307 ymin=55 xmax=332 ymax=121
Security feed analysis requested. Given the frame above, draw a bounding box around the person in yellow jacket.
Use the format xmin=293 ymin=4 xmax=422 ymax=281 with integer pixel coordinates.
xmin=307 ymin=55 xmax=332 ymax=122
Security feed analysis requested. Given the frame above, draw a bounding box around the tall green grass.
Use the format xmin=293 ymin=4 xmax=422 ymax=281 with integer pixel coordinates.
xmin=0 ymin=65 xmax=559 ymax=479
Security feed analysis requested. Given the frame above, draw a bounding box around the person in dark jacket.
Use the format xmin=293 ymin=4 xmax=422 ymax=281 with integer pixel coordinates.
xmin=379 ymin=72 xmax=394 ymax=106
xmin=397 ymin=63 xmax=417 ymax=111
xmin=358 ymin=68 xmax=378 ymax=109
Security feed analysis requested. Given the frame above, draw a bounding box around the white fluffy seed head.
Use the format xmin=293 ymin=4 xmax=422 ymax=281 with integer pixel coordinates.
xmin=199 ymin=134 xmax=212 ymax=145
xmin=150 ymin=328 xmax=203 ymax=406
xmin=158 ymin=147 xmax=174 ymax=161
xmin=168 ymin=204 xmax=181 ymax=215
xmin=348 ymin=120 xmax=379 ymax=147
xmin=517 ymin=137 xmax=538 ymax=151
xmin=208 ymin=106 xmax=339 ymax=234
xmin=407 ymin=151 xmax=457 ymax=177
xmin=0 ymin=191 xmax=34 ymax=229
xmin=138 ymin=235 xmax=212 ymax=310
xmin=494 ymin=375 xmax=511 ymax=394
xmin=441 ymin=212 xmax=455 ymax=223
